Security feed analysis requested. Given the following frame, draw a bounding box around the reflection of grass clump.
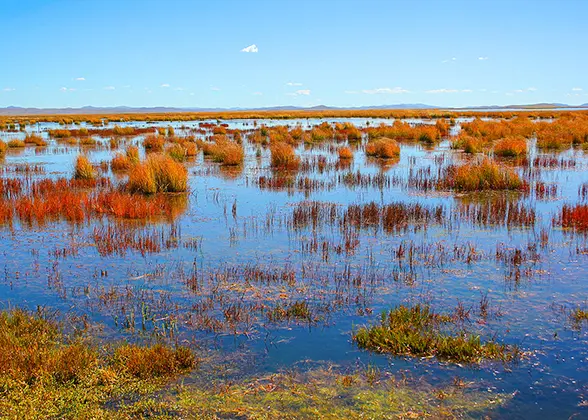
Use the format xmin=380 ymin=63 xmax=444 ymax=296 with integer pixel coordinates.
xmin=353 ymin=304 xmax=518 ymax=363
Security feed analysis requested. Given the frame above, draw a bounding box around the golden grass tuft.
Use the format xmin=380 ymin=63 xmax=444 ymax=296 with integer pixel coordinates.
xmin=7 ymin=139 xmax=25 ymax=148
xmin=338 ymin=146 xmax=354 ymax=160
xmin=270 ymin=142 xmax=300 ymax=169
xmin=74 ymin=155 xmax=96 ymax=180
xmin=112 ymin=344 xmax=195 ymax=379
xmin=210 ymin=140 xmax=244 ymax=165
xmin=494 ymin=136 xmax=527 ymax=157
xmin=365 ymin=137 xmax=400 ymax=158
xmin=447 ymin=159 xmax=525 ymax=192
xmin=127 ymin=154 xmax=188 ymax=194
xmin=111 ymin=153 xmax=132 ymax=171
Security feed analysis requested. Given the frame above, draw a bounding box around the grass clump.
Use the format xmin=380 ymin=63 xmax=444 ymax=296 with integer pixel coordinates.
xmin=353 ymin=304 xmax=518 ymax=363
xmin=270 ymin=142 xmax=300 ymax=169
xmin=110 ymin=153 xmax=132 ymax=171
xmin=143 ymin=134 xmax=165 ymax=152
xmin=494 ymin=136 xmax=527 ymax=157
xmin=24 ymin=133 xmax=47 ymax=147
xmin=74 ymin=155 xmax=96 ymax=180
xmin=338 ymin=146 xmax=354 ymax=160
xmin=7 ymin=139 xmax=25 ymax=148
xmin=444 ymin=159 xmax=525 ymax=192
xmin=128 ymin=154 xmax=188 ymax=194
xmin=0 ymin=309 xmax=196 ymax=419
xmin=0 ymin=140 xmax=6 ymax=157
xmin=166 ymin=143 xmax=187 ymax=162
xmin=210 ymin=140 xmax=244 ymax=165
xmin=365 ymin=137 xmax=400 ymax=158
xmin=113 ymin=344 xmax=195 ymax=379
xmin=126 ymin=145 xmax=140 ymax=163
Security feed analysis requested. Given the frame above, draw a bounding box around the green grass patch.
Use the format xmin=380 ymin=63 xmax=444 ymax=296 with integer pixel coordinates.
xmin=353 ymin=304 xmax=519 ymax=363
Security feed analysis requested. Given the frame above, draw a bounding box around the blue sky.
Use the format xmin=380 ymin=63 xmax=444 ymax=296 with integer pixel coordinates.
xmin=0 ymin=0 xmax=586 ymax=108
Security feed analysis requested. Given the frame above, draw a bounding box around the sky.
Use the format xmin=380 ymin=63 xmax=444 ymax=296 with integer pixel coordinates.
xmin=0 ymin=0 xmax=586 ymax=109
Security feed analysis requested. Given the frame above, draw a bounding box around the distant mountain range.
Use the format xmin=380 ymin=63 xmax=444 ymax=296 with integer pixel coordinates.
xmin=0 ymin=103 xmax=586 ymax=116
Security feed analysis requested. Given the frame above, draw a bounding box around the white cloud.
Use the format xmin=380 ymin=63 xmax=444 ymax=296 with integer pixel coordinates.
xmin=60 ymin=87 xmax=76 ymax=92
xmin=442 ymin=57 xmax=457 ymax=63
xmin=461 ymin=89 xmax=473 ymax=93
xmin=241 ymin=44 xmax=258 ymax=53
xmin=74 ymin=77 xmax=85 ymax=81
xmin=361 ymin=87 xmax=409 ymax=94
xmin=514 ymin=89 xmax=524 ymax=93
xmin=572 ymin=87 xmax=582 ymax=91
xmin=160 ymin=83 xmax=170 ymax=88
xmin=104 ymin=86 xmax=115 ymax=90
xmin=527 ymin=87 xmax=537 ymax=91
xmin=478 ymin=56 xmax=489 ymax=61
xmin=286 ymin=82 xmax=302 ymax=86
xmin=174 ymin=87 xmax=184 ymax=91
xmin=344 ymin=90 xmax=359 ymax=94
xmin=3 ymin=87 xmax=15 ymax=92
xmin=253 ymin=91 xmax=263 ymax=96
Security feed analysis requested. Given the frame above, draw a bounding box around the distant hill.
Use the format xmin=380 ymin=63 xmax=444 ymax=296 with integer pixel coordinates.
xmin=0 ymin=103 xmax=586 ymax=116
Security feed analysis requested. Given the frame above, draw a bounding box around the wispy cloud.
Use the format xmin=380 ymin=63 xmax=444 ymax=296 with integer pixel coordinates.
xmin=572 ymin=87 xmax=583 ymax=91
xmin=241 ymin=44 xmax=258 ymax=53
xmin=286 ymin=82 xmax=302 ymax=86
xmin=361 ymin=87 xmax=409 ymax=94
xmin=478 ymin=56 xmax=489 ymax=61
xmin=160 ymin=83 xmax=170 ymax=88
xmin=511 ymin=87 xmax=537 ymax=94
xmin=210 ymin=87 xmax=221 ymax=91
xmin=3 ymin=87 xmax=16 ymax=92
xmin=287 ymin=89 xmax=311 ymax=96
xmin=426 ymin=88 xmax=470 ymax=94
xmin=60 ymin=87 xmax=76 ymax=92
xmin=103 ymin=86 xmax=115 ymax=90
xmin=441 ymin=57 xmax=457 ymax=63
xmin=74 ymin=77 xmax=86 ymax=81
xmin=253 ymin=91 xmax=263 ymax=96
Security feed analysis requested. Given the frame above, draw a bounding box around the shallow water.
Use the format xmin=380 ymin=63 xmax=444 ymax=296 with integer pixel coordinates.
xmin=1 ymin=118 xmax=587 ymax=418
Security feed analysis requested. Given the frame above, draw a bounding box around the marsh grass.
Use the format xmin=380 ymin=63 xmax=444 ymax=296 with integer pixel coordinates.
xmin=74 ymin=155 xmax=96 ymax=180
xmin=0 ymin=309 xmax=196 ymax=419
xmin=494 ymin=136 xmax=527 ymax=157
xmin=128 ymin=154 xmax=188 ymax=194
xmin=353 ymin=304 xmax=518 ymax=363
xmin=270 ymin=142 xmax=300 ymax=169
xmin=7 ymin=139 xmax=25 ymax=148
xmin=443 ymin=159 xmax=525 ymax=192
xmin=0 ymin=140 xmax=6 ymax=157
xmin=365 ymin=137 xmax=400 ymax=158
